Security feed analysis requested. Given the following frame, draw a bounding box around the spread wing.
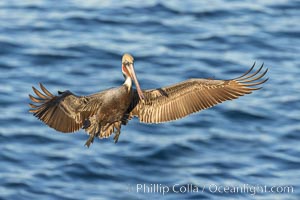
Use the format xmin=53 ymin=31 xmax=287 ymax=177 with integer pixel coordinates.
xmin=29 ymin=83 xmax=103 ymax=133
xmin=129 ymin=63 xmax=268 ymax=123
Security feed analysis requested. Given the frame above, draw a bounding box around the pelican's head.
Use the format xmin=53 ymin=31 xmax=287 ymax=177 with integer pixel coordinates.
xmin=122 ymin=53 xmax=144 ymax=100
xmin=122 ymin=53 xmax=134 ymax=65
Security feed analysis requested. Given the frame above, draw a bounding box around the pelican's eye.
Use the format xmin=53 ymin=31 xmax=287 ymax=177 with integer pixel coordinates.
xmin=124 ymin=62 xmax=132 ymax=67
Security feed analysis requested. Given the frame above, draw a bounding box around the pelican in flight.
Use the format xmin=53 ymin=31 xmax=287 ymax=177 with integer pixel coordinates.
xmin=29 ymin=53 xmax=268 ymax=147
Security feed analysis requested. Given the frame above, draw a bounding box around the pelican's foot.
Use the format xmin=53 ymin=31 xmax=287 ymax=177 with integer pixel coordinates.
xmin=113 ymin=132 xmax=121 ymax=143
xmin=85 ymin=134 xmax=95 ymax=148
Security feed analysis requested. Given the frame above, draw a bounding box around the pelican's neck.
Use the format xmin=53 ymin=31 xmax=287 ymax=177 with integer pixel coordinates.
xmin=123 ymin=75 xmax=132 ymax=90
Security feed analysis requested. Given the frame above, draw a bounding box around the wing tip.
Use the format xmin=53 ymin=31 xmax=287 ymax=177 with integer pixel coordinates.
xmin=235 ymin=63 xmax=268 ymax=88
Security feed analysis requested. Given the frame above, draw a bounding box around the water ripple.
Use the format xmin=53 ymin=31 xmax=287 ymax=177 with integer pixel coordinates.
xmin=0 ymin=0 xmax=299 ymax=199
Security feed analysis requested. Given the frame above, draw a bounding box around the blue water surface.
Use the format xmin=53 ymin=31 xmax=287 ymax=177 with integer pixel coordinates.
xmin=0 ymin=0 xmax=299 ymax=199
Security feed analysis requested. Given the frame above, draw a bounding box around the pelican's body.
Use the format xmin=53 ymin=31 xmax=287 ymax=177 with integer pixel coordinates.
xmin=29 ymin=53 xmax=268 ymax=147
xmin=82 ymin=84 xmax=133 ymax=145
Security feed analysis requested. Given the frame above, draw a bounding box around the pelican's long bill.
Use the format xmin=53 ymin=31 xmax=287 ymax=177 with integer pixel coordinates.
xmin=126 ymin=63 xmax=145 ymax=100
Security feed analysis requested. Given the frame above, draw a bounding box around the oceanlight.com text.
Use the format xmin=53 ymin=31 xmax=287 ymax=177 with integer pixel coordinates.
xmin=127 ymin=183 xmax=294 ymax=196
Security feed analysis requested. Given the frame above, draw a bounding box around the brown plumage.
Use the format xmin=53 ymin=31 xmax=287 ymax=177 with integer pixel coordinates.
xmin=129 ymin=62 xmax=268 ymax=123
xmin=29 ymin=54 xmax=268 ymax=147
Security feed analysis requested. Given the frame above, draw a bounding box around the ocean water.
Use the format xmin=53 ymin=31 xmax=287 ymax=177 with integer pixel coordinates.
xmin=0 ymin=0 xmax=299 ymax=199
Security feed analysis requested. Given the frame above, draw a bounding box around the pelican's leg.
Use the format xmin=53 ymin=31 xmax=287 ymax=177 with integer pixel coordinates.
xmin=113 ymin=125 xmax=121 ymax=143
xmin=85 ymin=134 xmax=95 ymax=148
xmin=85 ymin=125 xmax=100 ymax=148
xmin=83 ymin=116 xmax=101 ymax=147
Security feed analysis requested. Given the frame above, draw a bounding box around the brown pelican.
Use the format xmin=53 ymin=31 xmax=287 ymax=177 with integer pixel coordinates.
xmin=29 ymin=53 xmax=268 ymax=147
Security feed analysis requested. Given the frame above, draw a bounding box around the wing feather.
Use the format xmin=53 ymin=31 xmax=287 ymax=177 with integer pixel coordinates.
xmin=130 ymin=63 xmax=268 ymax=123
xmin=29 ymin=83 xmax=103 ymax=133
